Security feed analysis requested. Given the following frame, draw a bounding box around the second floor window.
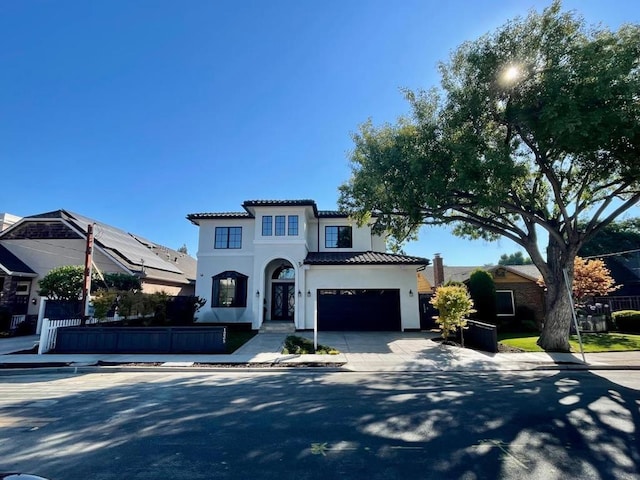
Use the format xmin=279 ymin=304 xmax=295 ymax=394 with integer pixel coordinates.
xmin=262 ymin=216 xmax=272 ymax=236
xmin=325 ymin=226 xmax=352 ymax=248
xmin=288 ymin=215 xmax=298 ymax=236
xmin=275 ymin=215 xmax=286 ymax=236
xmin=215 ymin=227 xmax=242 ymax=249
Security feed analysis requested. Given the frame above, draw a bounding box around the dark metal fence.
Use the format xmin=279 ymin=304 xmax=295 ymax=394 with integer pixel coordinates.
xmin=55 ymin=326 xmax=226 ymax=354
xmin=593 ymin=296 xmax=640 ymax=312
xmin=458 ymin=320 xmax=498 ymax=353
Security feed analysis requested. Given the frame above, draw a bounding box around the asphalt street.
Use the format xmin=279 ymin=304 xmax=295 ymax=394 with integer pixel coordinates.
xmin=0 ymin=369 xmax=639 ymax=479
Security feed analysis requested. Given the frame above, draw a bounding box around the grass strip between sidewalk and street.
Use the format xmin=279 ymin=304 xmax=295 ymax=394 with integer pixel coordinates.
xmin=498 ymin=332 xmax=640 ymax=353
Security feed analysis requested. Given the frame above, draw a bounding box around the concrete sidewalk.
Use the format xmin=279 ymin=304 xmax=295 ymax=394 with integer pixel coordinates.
xmin=1 ymin=331 xmax=640 ymax=372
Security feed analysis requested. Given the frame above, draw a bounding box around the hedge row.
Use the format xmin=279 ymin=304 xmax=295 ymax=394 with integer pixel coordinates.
xmin=612 ymin=310 xmax=640 ymax=333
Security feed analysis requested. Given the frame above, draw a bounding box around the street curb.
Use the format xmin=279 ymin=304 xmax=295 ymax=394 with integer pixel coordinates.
xmin=0 ymin=364 xmax=347 ymax=376
xmin=1 ymin=362 xmax=640 ymax=376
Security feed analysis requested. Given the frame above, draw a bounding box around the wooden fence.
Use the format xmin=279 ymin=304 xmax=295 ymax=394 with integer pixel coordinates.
xmin=9 ymin=315 xmax=26 ymax=331
xmin=55 ymin=326 xmax=227 ymax=354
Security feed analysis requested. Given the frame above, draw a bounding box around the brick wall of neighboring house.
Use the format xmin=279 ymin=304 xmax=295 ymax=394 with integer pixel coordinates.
xmin=498 ymin=281 xmax=545 ymax=326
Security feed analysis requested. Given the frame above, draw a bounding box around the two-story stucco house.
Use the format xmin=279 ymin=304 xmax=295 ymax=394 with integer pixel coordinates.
xmin=187 ymin=200 xmax=429 ymax=331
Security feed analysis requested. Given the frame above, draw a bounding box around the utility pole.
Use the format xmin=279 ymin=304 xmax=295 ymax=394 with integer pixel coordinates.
xmin=80 ymin=223 xmax=94 ymax=325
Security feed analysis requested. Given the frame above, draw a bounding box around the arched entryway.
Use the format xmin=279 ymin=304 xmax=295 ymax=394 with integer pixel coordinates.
xmin=265 ymin=260 xmax=296 ymax=322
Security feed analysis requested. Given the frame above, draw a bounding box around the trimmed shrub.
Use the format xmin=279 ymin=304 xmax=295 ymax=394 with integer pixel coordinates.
xmin=467 ymin=269 xmax=497 ymax=324
xmin=612 ymin=310 xmax=640 ymax=333
xmin=282 ymin=335 xmax=338 ymax=355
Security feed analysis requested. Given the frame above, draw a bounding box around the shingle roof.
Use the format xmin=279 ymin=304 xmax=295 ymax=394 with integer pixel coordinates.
xmin=0 ymin=244 xmax=36 ymax=276
xmin=304 ymin=251 xmax=429 ymax=266
xmin=506 ymin=264 xmax=542 ymax=281
xmin=7 ymin=210 xmax=196 ymax=284
xmin=421 ymin=264 xmax=542 ymax=285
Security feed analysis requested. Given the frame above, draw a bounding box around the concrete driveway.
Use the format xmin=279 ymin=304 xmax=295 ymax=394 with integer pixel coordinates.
xmin=0 ymin=334 xmax=39 ymax=355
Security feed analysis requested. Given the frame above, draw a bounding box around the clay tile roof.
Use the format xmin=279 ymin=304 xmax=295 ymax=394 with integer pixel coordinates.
xmin=242 ymin=199 xmax=317 ymax=207
xmin=186 ymin=212 xmax=251 ymax=224
xmin=317 ymin=210 xmax=349 ymax=218
xmin=304 ymin=251 xmax=429 ymax=266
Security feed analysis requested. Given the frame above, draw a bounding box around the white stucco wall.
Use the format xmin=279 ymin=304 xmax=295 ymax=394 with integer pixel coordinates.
xmin=194 ymin=218 xmax=255 ymax=324
xmin=303 ymin=264 xmax=421 ymax=331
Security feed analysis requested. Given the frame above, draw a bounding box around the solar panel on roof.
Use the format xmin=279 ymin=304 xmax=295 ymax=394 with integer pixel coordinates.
xmin=67 ymin=211 xmax=183 ymax=274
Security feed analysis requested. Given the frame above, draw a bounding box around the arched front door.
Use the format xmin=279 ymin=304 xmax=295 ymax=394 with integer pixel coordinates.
xmin=271 ymin=264 xmax=295 ymax=321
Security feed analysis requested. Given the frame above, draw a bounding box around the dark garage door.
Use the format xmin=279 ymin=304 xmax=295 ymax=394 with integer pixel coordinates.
xmin=317 ymin=289 xmax=401 ymax=331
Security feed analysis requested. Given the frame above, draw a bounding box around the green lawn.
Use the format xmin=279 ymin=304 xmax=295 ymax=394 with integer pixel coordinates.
xmin=498 ymin=332 xmax=640 ymax=352
xmin=226 ymin=330 xmax=257 ymax=353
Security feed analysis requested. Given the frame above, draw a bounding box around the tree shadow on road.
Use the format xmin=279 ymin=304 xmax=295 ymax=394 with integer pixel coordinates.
xmin=0 ymin=368 xmax=638 ymax=479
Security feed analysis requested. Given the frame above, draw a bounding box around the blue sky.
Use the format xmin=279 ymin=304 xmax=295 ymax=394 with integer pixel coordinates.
xmin=2 ymin=0 xmax=639 ymax=265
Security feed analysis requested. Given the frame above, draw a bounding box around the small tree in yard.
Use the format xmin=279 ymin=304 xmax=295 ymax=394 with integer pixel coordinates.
xmin=91 ymin=291 xmax=118 ymax=320
xmin=38 ymin=265 xmax=85 ymax=301
xmin=430 ymin=285 xmax=475 ymax=343
xmin=572 ymin=257 xmax=620 ymax=303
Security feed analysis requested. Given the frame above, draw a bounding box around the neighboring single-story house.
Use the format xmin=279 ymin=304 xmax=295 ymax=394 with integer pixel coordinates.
xmin=601 ymin=254 xmax=640 ymax=297
xmin=0 ymin=210 xmax=197 ymax=326
xmin=418 ymin=254 xmax=545 ymax=326
xmin=187 ymin=200 xmax=429 ymax=331
xmin=0 ymin=243 xmax=38 ymax=317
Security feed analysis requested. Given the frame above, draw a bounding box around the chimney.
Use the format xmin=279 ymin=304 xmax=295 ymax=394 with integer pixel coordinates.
xmin=433 ymin=253 xmax=444 ymax=288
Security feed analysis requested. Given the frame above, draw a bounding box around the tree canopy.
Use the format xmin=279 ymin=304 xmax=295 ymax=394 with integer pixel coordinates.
xmin=572 ymin=257 xmax=619 ymax=303
xmin=498 ymin=252 xmax=533 ymax=265
xmin=94 ymin=272 xmax=142 ymax=292
xmin=578 ymin=218 xmax=640 ymax=258
xmin=38 ymin=265 xmax=85 ymax=301
xmin=339 ymin=1 xmax=640 ymax=351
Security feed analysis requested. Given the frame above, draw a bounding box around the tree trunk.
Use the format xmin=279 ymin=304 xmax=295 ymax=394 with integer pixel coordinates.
xmin=537 ymin=239 xmax=575 ymax=352
xmin=538 ymin=281 xmax=572 ymax=351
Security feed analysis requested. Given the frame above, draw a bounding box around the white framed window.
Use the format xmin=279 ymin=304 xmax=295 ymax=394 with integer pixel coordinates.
xmin=15 ymin=281 xmax=31 ymax=296
xmin=496 ymin=290 xmax=515 ymax=316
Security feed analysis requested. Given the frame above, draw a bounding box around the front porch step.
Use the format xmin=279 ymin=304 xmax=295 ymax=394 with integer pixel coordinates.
xmin=259 ymin=321 xmax=296 ymax=333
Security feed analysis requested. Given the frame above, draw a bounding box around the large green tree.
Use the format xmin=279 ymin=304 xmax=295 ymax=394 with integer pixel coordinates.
xmin=339 ymin=2 xmax=640 ymax=351
xmin=578 ymin=218 xmax=640 ymax=257
xmin=498 ymin=252 xmax=532 ymax=265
